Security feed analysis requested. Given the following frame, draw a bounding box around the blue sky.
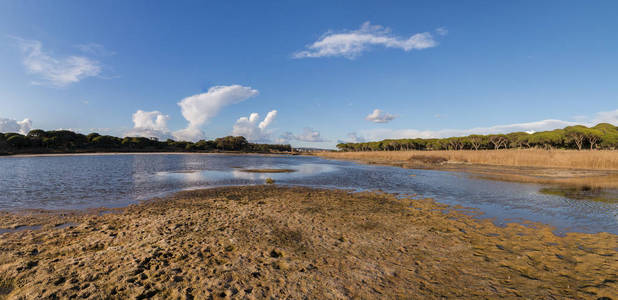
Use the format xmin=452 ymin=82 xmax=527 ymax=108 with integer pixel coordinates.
xmin=1 ymin=1 xmax=617 ymax=148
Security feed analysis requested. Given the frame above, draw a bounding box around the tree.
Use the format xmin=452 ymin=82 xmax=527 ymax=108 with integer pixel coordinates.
xmin=584 ymin=128 xmax=603 ymax=150
xmin=468 ymin=135 xmax=484 ymax=150
xmin=488 ymin=135 xmax=508 ymax=150
xmin=527 ymin=131 xmax=564 ymax=150
xmin=6 ymin=134 xmax=30 ymax=148
xmin=594 ymin=123 xmax=618 ymax=149
xmin=506 ymin=132 xmax=528 ymax=149
xmin=214 ymin=136 xmax=248 ymax=151
xmin=564 ymin=126 xmax=588 ymax=150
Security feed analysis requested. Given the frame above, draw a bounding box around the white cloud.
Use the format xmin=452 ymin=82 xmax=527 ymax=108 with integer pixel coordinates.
xmin=366 ymin=109 xmax=396 ymax=123
xmin=293 ymin=22 xmax=438 ymax=59
xmin=355 ymin=109 xmax=618 ymax=141
xmin=75 ymin=43 xmax=116 ymax=56
xmin=0 ymin=118 xmax=32 ymax=135
xmin=174 ymin=85 xmax=259 ymax=141
xmin=278 ymin=128 xmax=327 ymax=143
xmin=591 ymin=109 xmax=618 ymax=124
xmin=125 ymin=110 xmax=172 ymax=140
xmin=13 ymin=37 xmax=102 ymax=87
xmin=297 ymin=128 xmax=326 ymax=142
xmin=436 ymin=27 xmax=448 ymax=36
xmin=337 ymin=132 xmax=366 ymax=144
xmin=259 ymin=110 xmax=277 ymax=130
xmin=172 ymin=127 xmax=205 ymax=142
xmin=232 ymin=110 xmax=278 ymax=142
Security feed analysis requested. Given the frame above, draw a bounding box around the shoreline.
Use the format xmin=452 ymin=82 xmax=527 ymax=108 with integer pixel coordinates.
xmin=0 ymin=186 xmax=615 ymax=298
xmin=1 ymin=151 xmax=296 ymax=159
xmin=315 ymin=152 xmax=618 ymax=189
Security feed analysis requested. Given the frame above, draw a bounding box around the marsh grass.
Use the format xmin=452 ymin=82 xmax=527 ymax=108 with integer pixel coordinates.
xmin=319 ymin=149 xmax=618 ymax=170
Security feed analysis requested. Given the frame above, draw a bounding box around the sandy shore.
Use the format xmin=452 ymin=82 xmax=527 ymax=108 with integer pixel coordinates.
xmin=0 ymin=186 xmax=615 ymax=299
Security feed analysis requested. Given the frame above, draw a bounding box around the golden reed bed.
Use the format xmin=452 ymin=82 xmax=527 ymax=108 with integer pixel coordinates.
xmin=319 ymin=149 xmax=618 ymax=170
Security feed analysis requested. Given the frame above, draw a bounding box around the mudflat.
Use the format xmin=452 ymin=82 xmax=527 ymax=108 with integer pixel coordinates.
xmin=0 ymin=186 xmax=616 ymax=299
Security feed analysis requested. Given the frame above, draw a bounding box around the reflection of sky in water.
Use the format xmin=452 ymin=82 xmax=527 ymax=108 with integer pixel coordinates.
xmin=0 ymin=154 xmax=616 ymax=234
xmin=152 ymin=163 xmax=337 ymax=183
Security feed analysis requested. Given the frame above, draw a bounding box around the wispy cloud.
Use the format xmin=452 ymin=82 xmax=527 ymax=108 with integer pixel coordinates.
xmin=0 ymin=117 xmax=32 ymax=134
xmin=293 ymin=22 xmax=440 ymax=59
xmin=435 ymin=27 xmax=448 ymax=36
xmin=232 ymin=110 xmax=278 ymax=142
xmin=278 ymin=128 xmax=327 ymax=143
xmin=75 ymin=43 xmax=116 ymax=56
xmin=356 ymin=109 xmax=618 ymax=141
xmin=366 ymin=109 xmax=397 ymax=123
xmin=12 ymin=37 xmax=102 ymax=87
xmin=337 ymin=132 xmax=366 ymax=144
xmin=174 ymin=85 xmax=259 ymax=141
xmin=125 ymin=110 xmax=172 ymax=140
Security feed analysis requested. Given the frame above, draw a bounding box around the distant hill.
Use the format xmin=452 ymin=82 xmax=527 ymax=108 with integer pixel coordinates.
xmin=0 ymin=130 xmax=292 ymax=155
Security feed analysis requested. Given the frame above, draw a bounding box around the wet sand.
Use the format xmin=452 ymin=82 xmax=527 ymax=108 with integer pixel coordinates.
xmin=0 ymin=186 xmax=616 ymax=299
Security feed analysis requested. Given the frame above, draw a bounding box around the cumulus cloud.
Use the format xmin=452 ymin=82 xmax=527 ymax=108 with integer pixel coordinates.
xmin=0 ymin=118 xmax=32 ymax=135
xmin=125 ymin=110 xmax=172 ymax=140
xmin=259 ymin=110 xmax=277 ymax=130
xmin=355 ymin=109 xmax=618 ymax=141
xmin=174 ymin=85 xmax=259 ymax=141
xmin=13 ymin=37 xmax=102 ymax=87
xmin=232 ymin=110 xmax=278 ymax=142
xmin=366 ymin=109 xmax=396 ymax=123
xmin=277 ymin=128 xmax=327 ymax=143
xmin=293 ymin=22 xmax=439 ymax=59
xmin=337 ymin=132 xmax=366 ymax=144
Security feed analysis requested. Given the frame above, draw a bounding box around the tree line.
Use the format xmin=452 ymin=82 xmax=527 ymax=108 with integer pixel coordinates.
xmin=336 ymin=123 xmax=618 ymax=151
xmin=0 ymin=130 xmax=292 ymax=155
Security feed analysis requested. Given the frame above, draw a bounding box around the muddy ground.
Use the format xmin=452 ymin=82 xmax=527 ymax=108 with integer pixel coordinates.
xmin=0 ymin=186 xmax=616 ymax=299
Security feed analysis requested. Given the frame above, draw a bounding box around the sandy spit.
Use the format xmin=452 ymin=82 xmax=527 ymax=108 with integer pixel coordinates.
xmin=0 ymin=186 xmax=616 ymax=299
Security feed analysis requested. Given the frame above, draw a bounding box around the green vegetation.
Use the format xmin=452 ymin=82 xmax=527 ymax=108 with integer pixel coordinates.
xmin=0 ymin=130 xmax=291 ymax=155
xmin=336 ymin=123 xmax=618 ymax=151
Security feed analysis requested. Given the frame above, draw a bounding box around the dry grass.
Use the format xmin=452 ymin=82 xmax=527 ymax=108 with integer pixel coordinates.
xmin=318 ymin=149 xmax=618 ymax=170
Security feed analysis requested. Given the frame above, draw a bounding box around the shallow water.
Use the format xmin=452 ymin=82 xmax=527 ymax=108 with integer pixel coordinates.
xmin=0 ymin=153 xmax=616 ymax=234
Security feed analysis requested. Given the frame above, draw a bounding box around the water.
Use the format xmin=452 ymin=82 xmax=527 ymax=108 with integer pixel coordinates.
xmin=0 ymin=153 xmax=616 ymax=234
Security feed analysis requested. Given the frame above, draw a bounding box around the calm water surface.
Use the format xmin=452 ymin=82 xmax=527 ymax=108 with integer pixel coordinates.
xmin=0 ymin=154 xmax=616 ymax=234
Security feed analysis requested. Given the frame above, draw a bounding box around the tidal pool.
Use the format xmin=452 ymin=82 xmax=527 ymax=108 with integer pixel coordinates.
xmin=0 ymin=153 xmax=616 ymax=234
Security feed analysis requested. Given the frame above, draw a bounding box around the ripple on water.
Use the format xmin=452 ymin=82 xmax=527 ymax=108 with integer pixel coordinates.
xmin=0 ymin=154 xmax=616 ymax=234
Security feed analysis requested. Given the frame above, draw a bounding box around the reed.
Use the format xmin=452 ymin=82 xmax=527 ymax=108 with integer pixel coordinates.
xmin=317 ymin=149 xmax=618 ymax=170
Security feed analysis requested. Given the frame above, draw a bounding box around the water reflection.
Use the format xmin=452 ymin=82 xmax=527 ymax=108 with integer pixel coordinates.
xmin=0 ymin=154 xmax=616 ymax=234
